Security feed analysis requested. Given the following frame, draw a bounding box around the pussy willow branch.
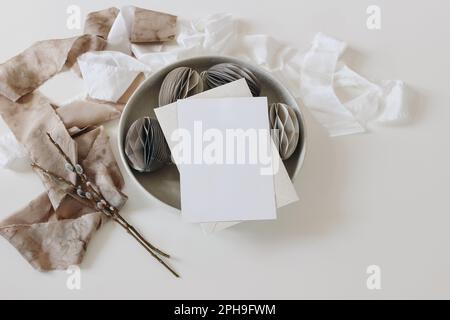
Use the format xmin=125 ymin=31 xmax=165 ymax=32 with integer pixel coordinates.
xmin=45 ymin=134 xmax=173 ymax=259
xmin=33 ymin=133 xmax=179 ymax=278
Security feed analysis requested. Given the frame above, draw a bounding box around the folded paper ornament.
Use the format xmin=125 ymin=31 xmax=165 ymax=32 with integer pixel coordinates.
xmin=201 ymin=63 xmax=261 ymax=97
xmin=125 ymin=117 xmax=172 ymax=172
xmin=159 ymin=67 xmax=204 ymax=106
xmin=269 ymin=103 xmax=300 ymax=160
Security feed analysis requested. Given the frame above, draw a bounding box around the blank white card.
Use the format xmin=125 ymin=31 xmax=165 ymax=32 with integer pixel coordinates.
xmin=176 ymin=97 xmax=277 ymax=223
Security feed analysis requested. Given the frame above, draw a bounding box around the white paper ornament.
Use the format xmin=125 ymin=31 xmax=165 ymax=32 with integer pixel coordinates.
xmin=201 ymin=63 xmax=261 ymax=97
xmin=159 ymin=67 xmax=203 ymax=106
xmin=269 ymin=103 xmax=300 ymax=160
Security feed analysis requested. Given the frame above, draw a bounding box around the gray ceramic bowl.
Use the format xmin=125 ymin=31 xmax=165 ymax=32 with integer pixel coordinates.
xmin=118 ymin=56 xmax=306 ymax=210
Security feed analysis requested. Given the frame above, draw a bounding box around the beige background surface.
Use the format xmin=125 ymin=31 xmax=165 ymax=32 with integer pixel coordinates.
xmin=0 ymin=0 xmax=448 ymax=299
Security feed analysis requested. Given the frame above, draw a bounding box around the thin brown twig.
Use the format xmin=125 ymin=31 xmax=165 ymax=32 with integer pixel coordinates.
xmin=33 ymin=161 xmax=171 ymax=258
xmin=31 ymin=163 xmax=76 ymax=189
xmin=35 ymin=133 xmax=179 ymax=277
xmin=112 ymin=213 xmax=179 ymax=277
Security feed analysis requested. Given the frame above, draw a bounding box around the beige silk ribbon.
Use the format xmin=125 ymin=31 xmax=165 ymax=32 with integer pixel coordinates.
xmin=84 ymin=7 xmax=120 ymax=39
xmin=0 ymin=6 xmax=178 ymax=271
xmin=0 ymin=91 xmax=127 ymax=271
xmin=0 ymin=10 xmax=120 ymax=271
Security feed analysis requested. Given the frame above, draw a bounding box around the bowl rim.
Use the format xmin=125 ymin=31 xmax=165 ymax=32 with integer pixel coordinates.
xmin=117 ymin=55 xmax=307 ymax=210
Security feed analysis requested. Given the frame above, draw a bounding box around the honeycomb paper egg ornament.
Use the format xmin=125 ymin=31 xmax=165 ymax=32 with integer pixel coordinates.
xmin=159 ymin=67 xmax=203 ymax=106
xmin=269 ymin=103 xmax=300 ymax=160
xmin=125 ymin=117 xmax=172 ymax=172
xmin=200 ymin=63 xmax=261 ymax=97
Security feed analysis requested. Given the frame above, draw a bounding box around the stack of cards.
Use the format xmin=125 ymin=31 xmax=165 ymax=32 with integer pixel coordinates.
xmin=155 ymin=79 xmax=298 ymax=233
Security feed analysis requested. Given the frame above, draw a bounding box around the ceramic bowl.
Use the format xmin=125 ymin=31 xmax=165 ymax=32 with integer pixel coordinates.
xmin=118 ymin=56 xmax=307 ymax=210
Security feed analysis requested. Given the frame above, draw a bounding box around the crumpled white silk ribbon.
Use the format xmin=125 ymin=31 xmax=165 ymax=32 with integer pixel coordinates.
xmin=78 ymin=51 xmax=151 ymax=102
xmin=0 ymin=12 xmax=407 ymax=170
xmin=0 ymin=132 xmax=28 ymax=170
xmin=301 ymin=33 xmax=406 ymax=136
xmin=79 ymin=11 xmax=407 ymax=133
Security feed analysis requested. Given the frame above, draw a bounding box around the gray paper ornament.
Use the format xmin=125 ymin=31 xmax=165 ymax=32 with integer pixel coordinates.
xmin=201 ymin=63 xmax=261 ymax=97
xmin=125 ymin=117 xmax=172 ymax=172
xmin=159 ymin=67 xmax=203 ymax=106
xmin=269 ymin=103 xmax=300 ymax=160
